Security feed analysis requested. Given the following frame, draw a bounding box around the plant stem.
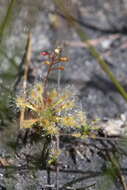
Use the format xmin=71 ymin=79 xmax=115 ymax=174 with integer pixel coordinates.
xmin=43 ymin=63 xmax=52 ymax=99
xmin=43 ymin=53 xmax=56 ymax=103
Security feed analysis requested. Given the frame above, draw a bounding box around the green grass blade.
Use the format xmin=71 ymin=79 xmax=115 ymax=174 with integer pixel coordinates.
xmin=0 ymin=0 xmax=17 ymax=43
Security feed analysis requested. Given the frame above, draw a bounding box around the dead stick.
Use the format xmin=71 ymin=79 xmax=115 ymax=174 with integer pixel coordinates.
xmin=19 ymin=32 xmax=32 ymax=129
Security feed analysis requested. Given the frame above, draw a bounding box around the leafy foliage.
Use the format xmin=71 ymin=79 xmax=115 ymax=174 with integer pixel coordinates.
xmin=16 ymin=83 xmax=87 ymax=135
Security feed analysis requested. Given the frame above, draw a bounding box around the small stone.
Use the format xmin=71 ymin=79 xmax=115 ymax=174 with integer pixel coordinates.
xmin=101 ymin=119 xmax=125 ymax=136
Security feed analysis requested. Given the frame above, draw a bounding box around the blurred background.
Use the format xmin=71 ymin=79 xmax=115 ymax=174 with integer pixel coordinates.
xmin=1 ymin=0 xmax=127 ymax=189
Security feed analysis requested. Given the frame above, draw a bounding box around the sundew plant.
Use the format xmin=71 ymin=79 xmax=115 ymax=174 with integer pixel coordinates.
xmin=16 ymin=82 xmax=87 ymax=135
xmin=15 ymin=41 xmax=100 ymax=190
xmin=16 ymin=46 xmax=96 ymax=138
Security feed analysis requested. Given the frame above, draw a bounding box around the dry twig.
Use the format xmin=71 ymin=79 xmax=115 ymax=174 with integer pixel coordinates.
xmin=19 ymin=32 xmax=32 ymax=129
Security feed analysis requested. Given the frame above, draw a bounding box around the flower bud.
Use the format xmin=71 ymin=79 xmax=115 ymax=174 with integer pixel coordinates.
xmin=40 ymin=51 xmax=49 ymax=56
xmin=59 ymin=57 xmax=69 ymax=62
xmin=43 ymin=61 xmax=51 ymax=65
xmin=54 ymin=47 xmax=62 ymax=54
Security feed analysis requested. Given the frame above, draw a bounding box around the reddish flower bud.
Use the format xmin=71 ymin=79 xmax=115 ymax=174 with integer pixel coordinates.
xmin=40 ymin=51 xmax=49 ymax=56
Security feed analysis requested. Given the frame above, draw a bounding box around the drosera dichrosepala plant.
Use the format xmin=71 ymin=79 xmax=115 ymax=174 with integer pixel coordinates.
xmin=16 ymin=46 xmax=99 ymax=189
xmin=16 ymin=46 xmax=88 ymax=135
